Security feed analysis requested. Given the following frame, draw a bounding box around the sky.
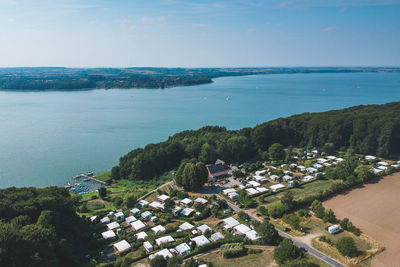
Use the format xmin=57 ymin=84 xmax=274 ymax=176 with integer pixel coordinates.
xmin=0 ymin=0 xmax=399 ymax=67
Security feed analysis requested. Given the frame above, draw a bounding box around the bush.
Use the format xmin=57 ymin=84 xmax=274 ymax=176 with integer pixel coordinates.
xmin=238 ymin=211 xmax=250 ymax=222
xmin=323 ymin=209 xmax=336 ymax=223
xmin=319 ymin=236 xmax=334 ymax=246
xmin=336 ymin=236 xmax=358 ymax=257
xmin=268 ymin=203 xmax=289 ymax=218
xmin=257 ymin=206 xmax=269 ymax=216
xmin=98 ymin=187 xmax=107 ymax=199
xmin=282 ymin=214 xmax=300 ymax=230
xmin=221 ymin=242 xmax=246 ymax=258
xmin=311 ymin=200 xmax=325 ymax=218
xmin=340 ymin=218 xmax=361 ymax=236
xmin=150 ymin=255 xmax=167 ymax=267
xmin=177 ymin=191 xmax=189 ymax=199
xmin=273 ymin=239 xmax=304 ymax=264
xmin=247 ymin=248 xmax=262 ymax=254
xmin=297 ymin=209 xmax=309 ymax=217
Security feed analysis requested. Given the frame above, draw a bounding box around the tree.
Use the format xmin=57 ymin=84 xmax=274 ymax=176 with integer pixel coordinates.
xmin=269 ymin=143 xmax=285 ymax=161
xmin=336 ymin=236 xmax=358 ymax=257
xmin=311 ymin=200 xmax=325 ymax=219
xmin=297 ymin=209 xmax=309 ymax=218
xmin=164 ymin=198 xmax=175 ymax=213
xmin=322 ymin=142 xmax=335 ymax=154
xmin=232 ymin=170 xmax=245 ymax=178
xmin=268 ymin=203 xmax=289 ymax=218
xmin=98 ymin=187 xmax=107 ymax=199
xmin=184 ymin=259 xmax=198 ymax=267
xmin=340 ymin=218 xmax=350 ymax=230
xmin=255 ymin=221 xmax=280 ymax=245
xmin=281 ymin=191 xmax=295 ymax=210
xmin=282 ymin=214 xmax=300 ymax=230
xmin=355 ymin=164 xmax=375 ymax=183
xmin=123 ymin=193 xmax=137 ymax=209
xmin=166 ymin=257 xmax=182 ymax=267
xmin=238 ymin=211 xmax=250 ymax=222
xmin=175 ymin=160 xmax=208 ymax=192
xmin=150 ymin=255 xmax=167 ymax=267
xmin=111 ymin=166 xmax=120 ymax=180
xmin=274 ymin=238 xmax=304 ymax=265
xmin=323 ymin=209 xmax=336 ymax=223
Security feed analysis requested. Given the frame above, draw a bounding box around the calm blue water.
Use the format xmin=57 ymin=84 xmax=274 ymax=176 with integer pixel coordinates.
xmin=0 ymin=72 xmax=399 ymax=188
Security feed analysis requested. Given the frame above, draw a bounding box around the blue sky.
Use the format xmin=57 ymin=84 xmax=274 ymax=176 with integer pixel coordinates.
xmin=1 ymin=0 xmax=399 ymax=67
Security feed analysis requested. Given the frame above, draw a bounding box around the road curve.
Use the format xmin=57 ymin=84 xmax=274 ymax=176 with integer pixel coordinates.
xmin=215 ymin=194 xmax=344 ymax=267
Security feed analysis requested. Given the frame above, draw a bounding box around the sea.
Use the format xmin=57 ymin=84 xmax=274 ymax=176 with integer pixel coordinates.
xmin=0 ymin=72 xmax=399 ymax=188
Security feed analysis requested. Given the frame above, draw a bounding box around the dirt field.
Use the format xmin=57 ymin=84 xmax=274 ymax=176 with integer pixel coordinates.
xmin=324 ymin=173 xmax=400 ymax=267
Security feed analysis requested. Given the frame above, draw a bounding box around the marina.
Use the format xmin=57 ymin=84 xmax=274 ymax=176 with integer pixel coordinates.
xmin=65 ymin=172 xmax=106 ymax=194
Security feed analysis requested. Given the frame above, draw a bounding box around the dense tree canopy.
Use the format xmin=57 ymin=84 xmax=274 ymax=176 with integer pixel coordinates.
xmin=273 ymin=238 xmax=304 ymax=265
xmin=336 ymin=236 xmax=358 ymax=257
xmin=175 ymin=160 xmax=208 ymax=192
xmin=115 ymin=102 xmax=400 ymax=181
xmin=0 ymin=187 xmax=92 ymax=267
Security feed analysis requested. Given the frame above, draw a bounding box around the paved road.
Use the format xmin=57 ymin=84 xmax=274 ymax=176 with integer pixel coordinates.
xmin=215 ymin=194 xmax=344 ymax=267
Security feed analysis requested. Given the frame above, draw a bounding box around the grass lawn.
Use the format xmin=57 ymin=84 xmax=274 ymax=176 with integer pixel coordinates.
xmin=86 ymin=199 xmax=105 ymax=210
xmin=259 ymin=179 xmax=338 ymax=208
xmin=302 ymin=218 xmax=372 ymax=251
xmin=304 ymin=217 xmax=377 ymax=266
xmin=96 ymin=170 xmax=111 ymax=181
xmin=196 ymin=247 xmax=275 ymax=267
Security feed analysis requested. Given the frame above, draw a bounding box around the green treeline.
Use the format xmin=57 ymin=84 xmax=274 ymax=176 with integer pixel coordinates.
xmin=1 ymin=67 xmax=399 ymax=90
xmin=116 ymin=102 xmax=400 ymax=181
xmin=0 ymin=187 xmax=93 ymax=267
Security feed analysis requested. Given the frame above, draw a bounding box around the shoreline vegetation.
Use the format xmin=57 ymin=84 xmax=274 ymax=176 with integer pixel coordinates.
xmin=0 ymin=67 xmax=399 ymax=91
xmin=110 ymin=102 xmax=400 ymax=183
xmin=1 ymin=102 xmax=399 ymax=266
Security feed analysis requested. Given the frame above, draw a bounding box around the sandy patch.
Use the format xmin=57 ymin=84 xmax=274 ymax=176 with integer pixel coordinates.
xmin=324 ymin=173 xmax=400 ymax=267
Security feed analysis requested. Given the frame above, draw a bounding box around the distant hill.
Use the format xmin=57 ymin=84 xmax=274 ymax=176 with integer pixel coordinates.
xmin=0 ymin=67 xmax=399 ymax=90
xmin=115 ymin=102 xmax=400 ymax=181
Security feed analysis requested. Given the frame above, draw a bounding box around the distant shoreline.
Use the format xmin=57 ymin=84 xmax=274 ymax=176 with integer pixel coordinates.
xmin=1 ymin=67 xmax=399 ymax=91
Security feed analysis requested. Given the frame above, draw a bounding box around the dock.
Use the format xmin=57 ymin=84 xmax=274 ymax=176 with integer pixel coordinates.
xmin=73 ymin=172 xmax=107 ymax=185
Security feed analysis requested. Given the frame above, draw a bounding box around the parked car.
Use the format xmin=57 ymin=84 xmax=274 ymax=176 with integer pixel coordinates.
xmin=263 ymin=217 xmax=270 ymax=221
xmin=299 ymin=247 xmax=307 ymax=252
xmin=255 ymin=213 xmax=260 ymax=217
xmin=283 ymin=227 xmax=291 ymax=232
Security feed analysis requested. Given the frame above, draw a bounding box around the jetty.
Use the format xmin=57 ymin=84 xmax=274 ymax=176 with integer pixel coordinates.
xmin=73 ymin=172 xmax=107 ymax=185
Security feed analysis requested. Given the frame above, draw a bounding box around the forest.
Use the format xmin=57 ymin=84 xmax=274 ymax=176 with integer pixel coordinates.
xmin=0 ymin=187 xmax=94 ymax=267
xmin=0 ymin=67 xmax=399 ymax=90
xmin=116 ymin=102 xmax=400 ymax=181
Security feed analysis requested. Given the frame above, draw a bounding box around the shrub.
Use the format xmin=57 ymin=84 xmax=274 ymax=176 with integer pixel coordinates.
xmin=247 ymin=248 xmax=262 ymax=254
xmin=297 ymin=209 xmax=309 ymax=217
xmin=268 ymin=203 xmax=289 ymax=218
xmin=319 ymin=236 xmax=334 ymax=246
xmin=257 ymin=206 xmax=269 ymax=216
xmin=311 ymin=200 xmax=325 ymax=218
xmin=273 ymin=239 xmax=304 ymax=264
xmin=238 ymin=211 xmax=250 ymax=222
xmin=340 ymin=218 xmax=361 ymax=236
xmin=282 ymin=214 xmax=300 ymax=230
xmin=221 ymin=242 xmax=246 ymax=258
xmin=323 ymin=209 xmax=336 ymax=223
xmin=336 ymin=236 xmax=358 ymax=257
xmin=98 ymin=187 xmax=107 ymax=199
